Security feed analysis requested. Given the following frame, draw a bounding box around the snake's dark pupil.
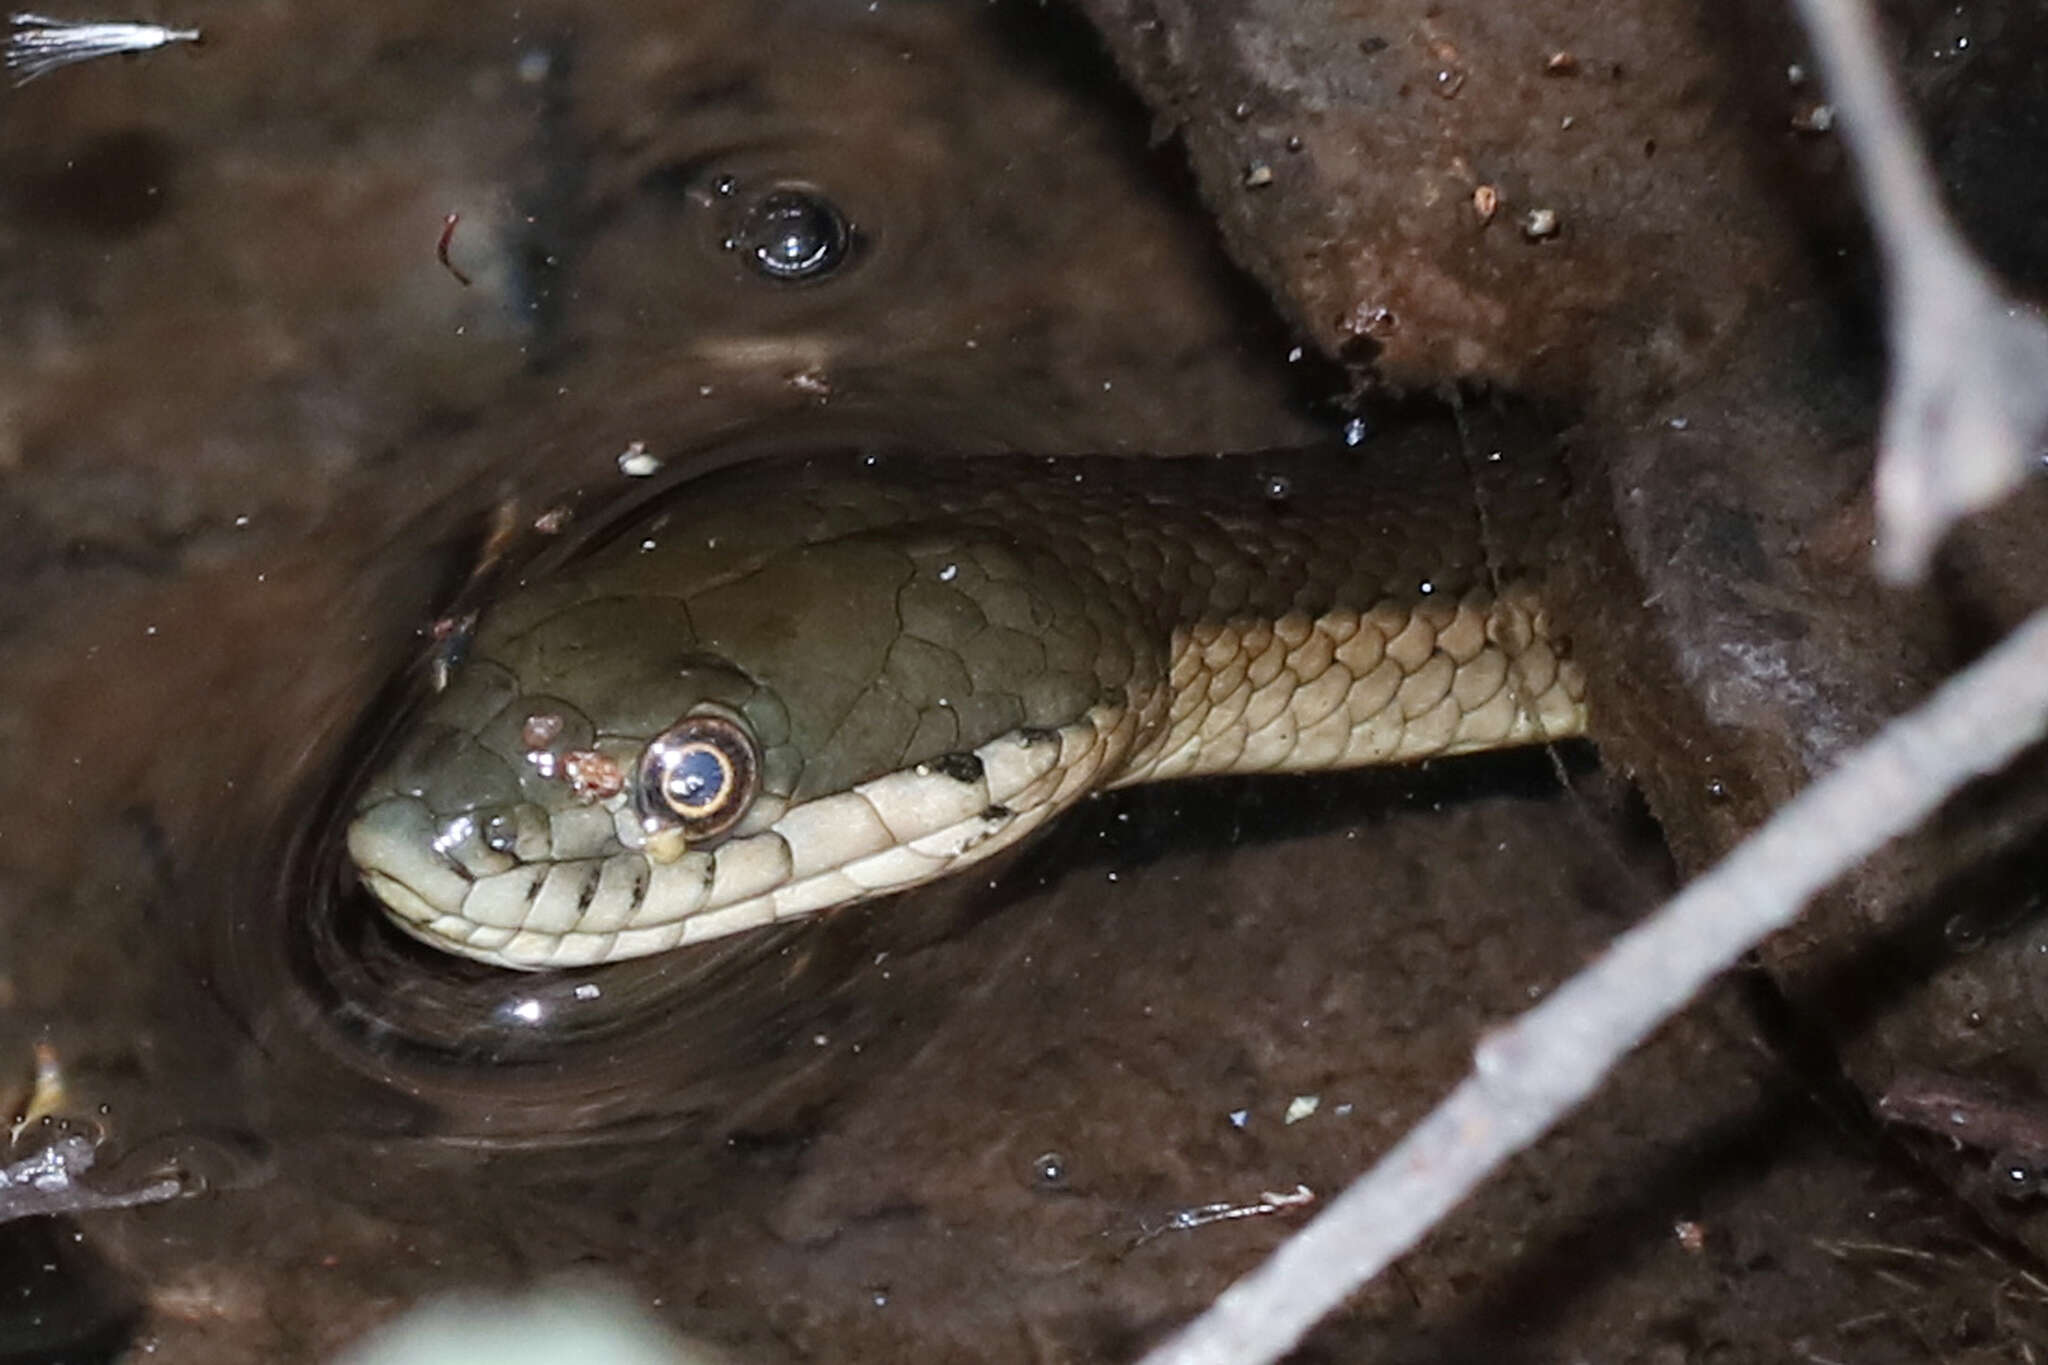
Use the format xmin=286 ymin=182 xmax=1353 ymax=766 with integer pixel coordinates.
xmin=730 ymin=189 xmax=849 ymax=282
xmin=665 ymin=747 xmax=726 ymax=808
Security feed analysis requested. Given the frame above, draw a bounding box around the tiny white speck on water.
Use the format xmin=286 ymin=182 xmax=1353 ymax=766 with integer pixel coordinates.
xmin=573 ymin=983 xmax=600 ymax=1001
xmin=938 ymin=563 xmax=958 ymax=581
xmin=1228 ymin=1109 xmax=1250 ymax=1129
xmin=617 ymin=440 xmax=662 ymax=477
xmin=1343 ymin=417 xmax=1368 ymax=446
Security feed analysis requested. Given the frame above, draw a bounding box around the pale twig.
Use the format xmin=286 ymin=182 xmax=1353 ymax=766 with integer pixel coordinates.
xmin=5 ymin=12 xmax=200 ymax=85
xmin=1789 ymin=0 xmax=2048 ymax=582
xmin=1140 ymin=607 xmax=2048 ymax=1365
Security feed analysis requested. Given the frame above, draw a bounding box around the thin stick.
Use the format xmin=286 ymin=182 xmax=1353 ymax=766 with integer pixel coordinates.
xmin=1140 ymin=607 xmax=2048 ymax=1365
xmin=1789 ymin=0 xmax=2048 ymax=582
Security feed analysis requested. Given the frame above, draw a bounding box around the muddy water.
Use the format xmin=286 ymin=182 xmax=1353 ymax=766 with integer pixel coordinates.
xmin=0 ymin=2 xmax=2015 ymax=1362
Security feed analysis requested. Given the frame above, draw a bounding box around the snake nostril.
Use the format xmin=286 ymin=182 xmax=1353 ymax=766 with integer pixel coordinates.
xmin=430 ymin=802 xmax=555 ymax=878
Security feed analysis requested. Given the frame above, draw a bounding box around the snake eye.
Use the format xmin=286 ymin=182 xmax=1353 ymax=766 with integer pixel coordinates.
xmin=635 ymin=713 xmax=759 ymax=841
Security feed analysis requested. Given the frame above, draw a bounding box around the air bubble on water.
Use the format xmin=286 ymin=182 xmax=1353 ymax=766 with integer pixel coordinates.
xmin=728 ymin=187 xmax=851 ymax=282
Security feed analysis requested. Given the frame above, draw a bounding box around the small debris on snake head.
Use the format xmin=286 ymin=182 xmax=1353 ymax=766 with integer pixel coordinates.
xmin=426 ymin=612 xmax=477 ymax=692
xmin=521 ymin=713 xmax=565 ymax=751
xmin=563 ymin=749 xmax=625 ymax=801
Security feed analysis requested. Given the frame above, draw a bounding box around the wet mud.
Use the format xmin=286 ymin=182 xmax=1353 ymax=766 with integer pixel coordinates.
xmin=3 ymin=0 xmax=2048 ymax=1361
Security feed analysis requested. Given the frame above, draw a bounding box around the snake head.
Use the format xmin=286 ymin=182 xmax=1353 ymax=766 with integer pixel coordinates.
xmin=344 ymin=455 xmax=1150 ymax=971
xmin=345 ymin=584 xmax=810 ymax=969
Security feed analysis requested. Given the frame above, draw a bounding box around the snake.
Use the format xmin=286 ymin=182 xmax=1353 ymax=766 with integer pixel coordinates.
xmin=346 ymin=442 xmax=1588 ymax=970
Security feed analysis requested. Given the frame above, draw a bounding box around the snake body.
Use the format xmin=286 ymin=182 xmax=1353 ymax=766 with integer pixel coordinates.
xmin=348 ymin=445 xmax=1586 ymax=969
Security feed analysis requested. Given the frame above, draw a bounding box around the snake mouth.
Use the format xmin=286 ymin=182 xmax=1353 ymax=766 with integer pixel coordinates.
xmin=348 ymin=792 xmax=672 ymax=971
xmin=346 ymin=796 xmax=484 ymax=939
xmin=344 ymin=717 xmax=1106 ymax=971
